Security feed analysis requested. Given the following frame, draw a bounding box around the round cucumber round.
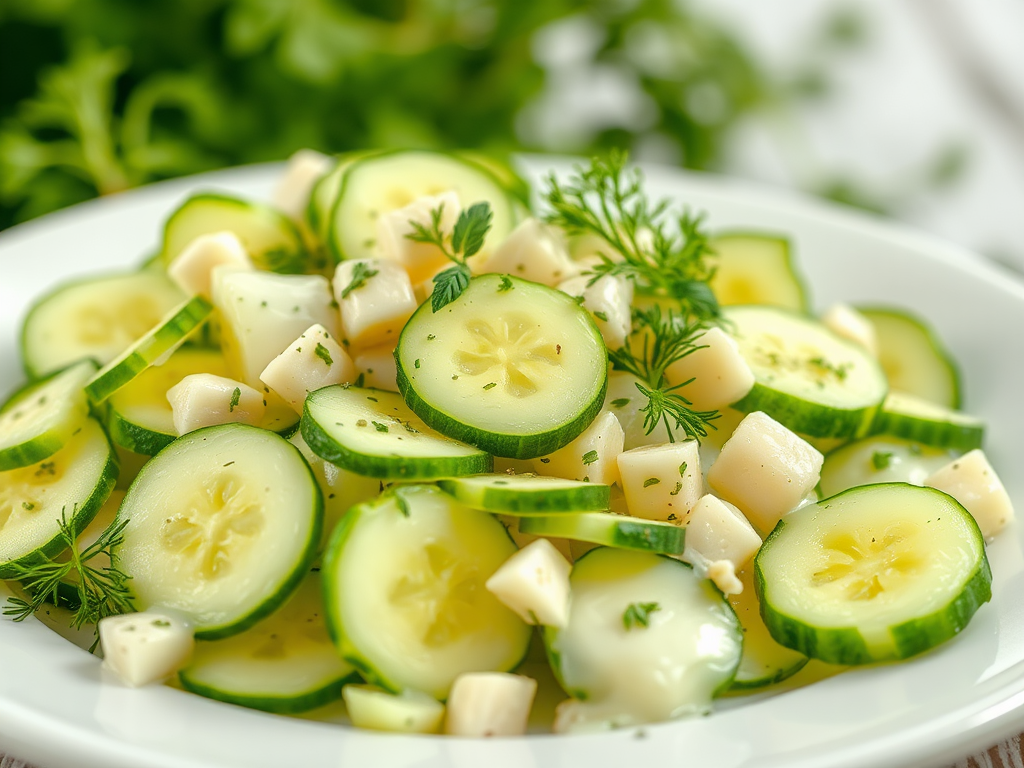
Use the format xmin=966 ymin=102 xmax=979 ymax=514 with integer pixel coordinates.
xmin=0 ymin=360 xmax=96 ymax=471
xmin=871 ymin=391 xmax=984 ymax=452
xmin=301 ymin=385 xmax=492 ymax=480
xmin=544 ymin=547 xmax=742 ymax=732
xmin=0 ymin=417 xmax=117 ymax=579
xmin=395 ymin=274 xmax=608 ymax=459
xmin=179 ymin=572 xmax=357 ymax=714
xmin=725 ymin=305 xmax=888 ymax=439
xmin=321 ymin=484 xmax=531 ymax=700
xmin=20 ymin=270 xmax=187 ymax=379
xmin=436 ymin=473 xmax=610 ymax=515
xmin=518 ymin=512 xmax=685 ymax=556
xmin=708 ymin=232 xmax=808 ymax=311
xmin=755 ymin=482 xmax=991 ymax=665
xmin=818 ymin=435 xmax=955 ymax=499
xmin=114 ymin=423 xmax=322 ymax=639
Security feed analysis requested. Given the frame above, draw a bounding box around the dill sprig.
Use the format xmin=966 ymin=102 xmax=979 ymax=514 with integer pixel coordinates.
xmin=3 ymin=507 xmax=135 ymax=647
xmin=544 ymin=150 xmax=719 ymax=320
xmin=608 ymin=305 xmax=719 ymax=443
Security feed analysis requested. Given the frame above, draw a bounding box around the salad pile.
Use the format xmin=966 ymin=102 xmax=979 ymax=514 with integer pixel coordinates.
xmin=0 ymin=149 xmax=1013 ymax=736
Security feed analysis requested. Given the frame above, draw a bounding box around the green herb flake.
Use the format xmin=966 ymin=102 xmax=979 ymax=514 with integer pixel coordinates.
xmin=341 ymin=262 xmax=379 ymax=299
xmin=229 ymin=387 xmax=241 ymax=412
xmin=314 ymin=342 xmax=333 ymax=366
xmin=22 ymin=502 xmax=35 ymax=511
xmin=483 ymin=382 xmax=497 ymax=390
xmin=872 ymin=451 xmax=894 ymax=470
xmin=679 ymin=461 xmax=688 ymax=476
xmin=152 ymin=619 xmax=171 ymax=628
xmin=498 ymin=275 xmax=514 ymax=292
xmin=582 ymin=450 xmax=599 ymax=466
xmin=372 ymin=421 xmax=389 ymax=433
xmin=593 ymin=310 xmax=609 ymax=322
xmin=427 ymin=334 xmax=436 ymax=341
xmin=669 ymin=482 xmax=683 ymax=496
xmin=623 ymin=601 xmax=661 ymax=630
xmin=643 ymin=477 xmax=660 ymax=488
xmin=414 ymin=359 xmax=421 ymax=369
xmin=610 ymin=398 xmax=630 ymax=408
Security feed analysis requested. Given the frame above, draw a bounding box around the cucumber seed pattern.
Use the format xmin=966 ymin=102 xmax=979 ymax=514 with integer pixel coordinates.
xmin=0 ymin=459 xmax=63 ymax=532
xmin=811 ymin=522 xmax=923 ymax=601
xmin=453 ymin=315 xmax=561 ymax=398
xmin=389 ymin=543 xmax=480 ymax=647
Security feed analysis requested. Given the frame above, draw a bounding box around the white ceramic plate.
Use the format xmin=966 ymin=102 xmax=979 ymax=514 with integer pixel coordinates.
xmin=1 ymin=158 xmax=1024 ymax=768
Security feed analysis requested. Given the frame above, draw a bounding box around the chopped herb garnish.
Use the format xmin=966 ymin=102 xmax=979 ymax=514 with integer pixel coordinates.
xmin=679 ymin=461 xmax=688 ymax=476
xmin=22 ymin=502 xmax=35 ymax=511
xmin=314 ymin=342 xmax=333 ymax=366
xmin=872 ymin=451 xmax=894 ymax=470
xmin=643 ymin=477 xmax=660 ymax=488
xmin=610 ymin=398 xmax=630 ymax=408
xmin=669 ymin=482 xmax=683 ymax=496
xmin=622 ymin=601 xmax=660 ymax=630
xmin=406 ymin=201 xmax=493 ymax=312
xmin=372 ymin=421 xmax=389 ymax=433
xmin=340 ymin=262 xmax=379 ymax=299
xmin=498 ymin=275 xmax=514 ymax=292
xmin=414 ymin=359 xmax=421 ymax=369
xmin=593 ymin=310 xmax=609 ymax=322
xmin=483 ymin=382 xmax=497 ymax=390
xmin=228 ymin=387 xmax=241 ymax=412
xmin=582 ymin=450 xmax=599 ymax=466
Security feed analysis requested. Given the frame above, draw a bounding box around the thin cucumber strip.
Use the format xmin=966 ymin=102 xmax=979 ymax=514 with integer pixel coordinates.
xmin=543 ymin=548 xmax=742 ymax=731
xmin=818 ymin=435 xmax=954 ymax=499
xmin=858 ymin=307 xmax=961 ymax=408
xmin=115 ymin=423 xmax=322 ymax=639
xmin=301 ymin=386 xmax=492 ymax=480
xmin=0 ymin=418 xmax=117 ymax=579
xmin=106 ymin=347 xmax=228 ymax=456
xmin=84 ymin=295 xmax=212 ymax=405
xmin=871 ymin=391 xmax=984 ymax=452
xmin=162 ymin=192 xmax=312 ymax=274
xmin=20 ymin=270 xmax=186 ymax=379
xmin=726 ymin=305 xmax=888 ymax=439
xmin=518 ymin=512 xmax=685 ymax=556
xmin=436 ymin=473 xmax=610 ymax=515
xmin=322 ymin=485 xmax=531 ymax=700
xmin=0 ymin=360 xmax=96 ymax=471
xmin=709 ymin=232 xmax=808 ymax=311
xmin=755 ymin=483 xmax=991 ymax=664
xmin=179 ymin=572 xmax=358 ymax=714
xmin=396 ymin=274 xmax=608 ymax=459
xmin=725 ymin=568 xmax=807 ymax=692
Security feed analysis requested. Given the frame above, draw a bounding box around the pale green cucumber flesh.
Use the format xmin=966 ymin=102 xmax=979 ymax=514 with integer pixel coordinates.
xmin=726 ymin=305 xmax=888 ymax=438
xmin=115 ymin=423 xmax=322 ymax=639
xmin=85 ymin=296 xmax=212 ymax=405
xmin=871 ymin=391 xmax=983 ymax=452
xmin=321 ymin=485 xmax=531 ymax=700
xmin=396 ymin=274 xmax=608 ymax=459
xmin=301 ymin=385 xmax=492 ymax=480
xmin=162 ymin=192 xmax=312 ymax=273
xmin=20 ymin=270 xmax=186 ymax=379
xmin=818 ymin=435 xmax=955 ymax=499
xmin=179 ymin=572 xmax=357 ymax=713
xmin=0 ymin=360 xmax=96 ymax=471
xmin=436 ymin=473 xmax=610 ymax=515
xmin=518 ymin=512 xmax=685 ymax=556
xmin=709 ymin=232 xmax=808 ymax=311
xmin=755 ymin=483 xmax=991 ymax=665
xmin=0 ymin=417 xmax=117 ymax=579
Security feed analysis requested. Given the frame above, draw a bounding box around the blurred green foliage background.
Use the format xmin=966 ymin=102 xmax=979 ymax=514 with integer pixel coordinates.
xmin=0 ymin=0 xmax=871 ymax=231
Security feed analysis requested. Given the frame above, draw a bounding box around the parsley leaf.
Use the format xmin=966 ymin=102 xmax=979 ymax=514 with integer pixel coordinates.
xmin=229 ymin=387 xmax=241 ymax=412
xmin=340 ymin=262 xmax=379 ymax=299
xmin=314 ymin=342 xmax=333 ymax=366
xmin=872 ymin=451 xmax=894 ymax=470
xmin=622 ymin=601 xmax=660 ymax=630
xmin=450 ymin=202 xmax=493 ymax=259
xmin=431 ymin=264 xmax=472 ymax=312
xmin=643 ymin=477 xmax=660 ymax=488
xmin=582 ymin=450 xmax=599 ymax=466
xmin=498 ymin=275 xmax=514 ymax=292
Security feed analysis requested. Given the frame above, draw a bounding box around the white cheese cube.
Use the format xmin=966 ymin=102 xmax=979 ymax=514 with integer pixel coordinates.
xmin=333 ymin=259 xmax=417 ymax=350
xmin=342 ymin=685 xmax=445 ymax=734
xmin=485 ymin=538 xmax=572 ymax=628
xmin=99 ymin=611 xmax=194 ymax=687
xmin=272 ymin=149 xmax=334 ymax=220
xmin=664 ymin=327 xmax=755 ymax=411
xmin=821 ymin=303 xmax=878 ymax=356
xmin=167 ymin=232 xmax=253 ymax=300
xmin=705 ymin=411 xmax=823 ymax=534
xmin=353 ymin=344 xmax=399 ymax=391
xmin=683 ymin=494 xmax=762 ymax=580
xmin=445 ymin=672 xmax=537 ymax=737
xmin=926 ymin=449 xmax=1014 ymax=540
xmin=535 ymin=410 xmax=624 ymax=485
xmin=212 ymin=269 xmax=340 ymax=386
xmin=617 ymin=441 xmax=702 ymax=523
xmin=376 ymin=191 xmax=461 ymax=284
xmin=167 ymin=374 xmax=266 ymax=435
xmin=557 ymin=274 xmax=633 ymax=351
xmin=474 ymin=218 xmax=576 ymax=286
xmin=259 ymin=324 xmax=356 ymax=413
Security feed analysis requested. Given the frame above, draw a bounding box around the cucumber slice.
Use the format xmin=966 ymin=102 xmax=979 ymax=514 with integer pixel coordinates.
xmin=436 ymin=473 xmax=610 ymax=515
xmin=0 ymin=417 xmax=117 ymax=579
xmin=543 ymin=547 xmax=742 ymax=731
xmin=321 ymin=484 xmax=531 ymax=700
xmin=871 ymin=391 xmax=984 ymax=452
xmin=453 ymin=150 xmax=532 ymax=209
xmin=708 ymin=232 xmax=808 ymax=311
xmin=726 ymin=305 xmax=888 ymax=439
xmin=84 ymin=295 xmax=212 ymax=404
xmin=162 ymin=193 xmax=311 ymax=274
xmin=301 ymin=386 xmax=492 ymax=480
xmin=518 ymin=512 xmax=685 ymax=556
xmin=306 ymin=150 xmax=384 ymax=247
xmin=0 ymin=360 xmax=96 ymax=471
xmin=20 ymin=271 xmax=186 ymax=379
xmin=106 ymin=347 xmax=228 ymax=456
xmin=726 ymin=569 xmax=807 ymax=692
xmin=326 ymin=149 xmax=518 ymax=265
xmin=755 ymin=483 xmax=991 ymax=664
xmin=179 ymin=572 xmax=357 ymax=713
xmin=858 ymin=307 xmax=961 ymax=408
xmin=342 ymin=685 xmax=445 ymax=734
xmin=395 ymin=274 xmax=608 ymax=459
xmin=115 ymin=423 xmax=321 ymax=639
xmin=819 ymin=436 xmax=954 ymax=499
